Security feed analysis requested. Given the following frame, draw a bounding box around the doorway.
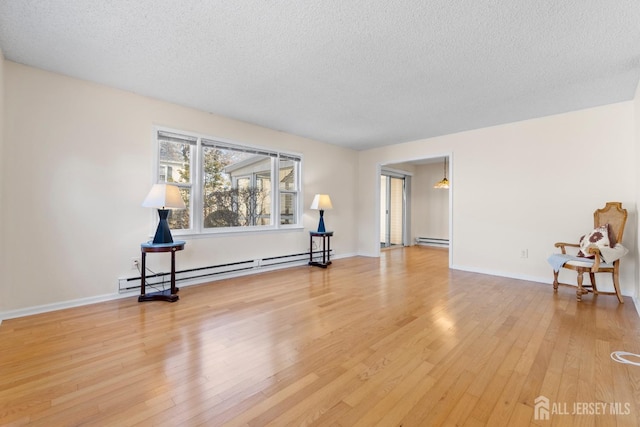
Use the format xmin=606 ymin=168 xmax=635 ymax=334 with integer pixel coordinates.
xmin=376 ymin=155 xmax=451 ymax=265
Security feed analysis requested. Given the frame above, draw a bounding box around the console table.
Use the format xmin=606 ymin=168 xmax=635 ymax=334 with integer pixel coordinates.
xmin=309 ymin=231 xmax=333 ymax=268
xmin=139 ymin=240 xmax=185 ymax=302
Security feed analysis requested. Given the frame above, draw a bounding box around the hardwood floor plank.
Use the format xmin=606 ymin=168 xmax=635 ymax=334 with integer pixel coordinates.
xmin=441 ymin=392 xmax=479 ymax=427
xmin=1 ymin=246 xmax=639 ymax=426
xmin=219 ymin=373 xmax=320 ymax=426
xmin=354 ymin=361 xmax=434 ymax=427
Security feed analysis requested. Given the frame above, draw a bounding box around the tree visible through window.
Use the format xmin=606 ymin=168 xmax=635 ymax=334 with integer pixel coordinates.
xmin=155 ymin=130 xmax=301 ymax=234
xmin=202 ymin=145 xmax=272 ymax=228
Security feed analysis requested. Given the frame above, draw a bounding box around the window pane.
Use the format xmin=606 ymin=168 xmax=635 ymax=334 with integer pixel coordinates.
xmin=280 ymin=193 xmax=296 ymax=225
xmin=279 ymin=158 xmax=299 ymax=225
xmin=279 ymin=159 xmax=297 ymax=191
xmin=255 ymin=171 xmax=271 ymax=225
xmin=202 ymin=146 xmax=272 ymax=228
xmin=168 ymin=188 xmax=191 ymax=230
xmin=159 ymin=140 xmax=191 ymax=184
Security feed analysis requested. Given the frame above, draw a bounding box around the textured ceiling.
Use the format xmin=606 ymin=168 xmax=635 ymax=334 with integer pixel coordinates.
xmin=1 ymin=1 xmax=639 ymax=150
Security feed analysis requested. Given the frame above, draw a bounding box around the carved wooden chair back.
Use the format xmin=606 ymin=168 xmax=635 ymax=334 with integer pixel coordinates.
xmin=594 ymin=202 xmax=627 ymax=244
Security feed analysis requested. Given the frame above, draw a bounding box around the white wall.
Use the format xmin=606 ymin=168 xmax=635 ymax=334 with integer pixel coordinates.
xmin=0 ymin=50 xmax=4 ymax=315
xmin=634 ymin=79 xmax=640 ymax=305
xmin=1 ymin=61 xmax=358 ymax=315
xmin=358 ymin=103 xmax=638 ymax=296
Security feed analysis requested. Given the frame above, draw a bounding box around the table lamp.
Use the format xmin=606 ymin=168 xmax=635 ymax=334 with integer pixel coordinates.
xmin=310 ymin=194 xmax=333 ymax=233
xmin=142 ymin=183 xmax=186 ymax=244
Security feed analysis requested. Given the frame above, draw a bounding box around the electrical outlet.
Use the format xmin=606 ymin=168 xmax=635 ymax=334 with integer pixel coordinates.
xmin=520 ymin=249 xmax=528 ymax=259
xmin=131 ymin=258 xmax=140 ymax=270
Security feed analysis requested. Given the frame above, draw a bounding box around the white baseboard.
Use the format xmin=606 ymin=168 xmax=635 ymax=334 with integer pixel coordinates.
xmin=356 ymin=251 xmax=378 ymax=258
xmin=0 ymin=292 xmax=131 ymax=322
xmin=0 ymin=252 xmax=358 ymax=323
xmin=450 ymin=264 xmax=550 ymax=285
xmin=450 ymin=264 xmax=640 ymax=318
xmin=4 ymin=254 xmax=631 ymax=324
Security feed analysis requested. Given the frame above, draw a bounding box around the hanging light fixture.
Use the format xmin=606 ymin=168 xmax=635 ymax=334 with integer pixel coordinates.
xmin=433 ymin=157 xmax=450 ymax=189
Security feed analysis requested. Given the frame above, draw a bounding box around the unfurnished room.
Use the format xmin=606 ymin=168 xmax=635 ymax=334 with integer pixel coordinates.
xmin=1 ymin=1 xmax=640 ymax=426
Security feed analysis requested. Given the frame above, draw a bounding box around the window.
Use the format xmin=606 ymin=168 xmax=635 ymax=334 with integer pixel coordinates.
xmin=155 ymin=129 xmax=302 ymax=234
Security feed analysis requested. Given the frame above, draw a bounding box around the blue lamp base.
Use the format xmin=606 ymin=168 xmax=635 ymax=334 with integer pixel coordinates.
xmin=317 ymin=209 xmax=326 ymax=233
xmin=152 ymin=209 xmax=174 ymax=244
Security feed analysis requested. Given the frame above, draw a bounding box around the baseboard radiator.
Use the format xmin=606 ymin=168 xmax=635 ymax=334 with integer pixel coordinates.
xmin=118 ymin=249 xmax=334 ymax=292
xmin=415 ymin=237 xmax=449 ymax=248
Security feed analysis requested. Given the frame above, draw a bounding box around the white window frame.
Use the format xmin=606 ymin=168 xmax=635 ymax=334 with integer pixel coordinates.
xmin=152 ymin=127 xmax=303 ymax=237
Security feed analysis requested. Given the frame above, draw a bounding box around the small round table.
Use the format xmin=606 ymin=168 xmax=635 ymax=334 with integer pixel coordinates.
xmin=139 ymin=240 xmax=186 ymax=302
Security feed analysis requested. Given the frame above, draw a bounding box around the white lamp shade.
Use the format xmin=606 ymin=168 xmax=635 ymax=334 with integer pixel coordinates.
xmin=142 ymin=184 xmax=186 ymax=209
xmin=310 ymin=194 xmax=333 ymax=210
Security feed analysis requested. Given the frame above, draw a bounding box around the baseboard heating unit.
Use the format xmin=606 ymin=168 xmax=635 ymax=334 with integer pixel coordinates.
xmin=415 ymin=237 xmax=449 ymax=248
xmin=118 ymin=249 xmax=334 ymax=292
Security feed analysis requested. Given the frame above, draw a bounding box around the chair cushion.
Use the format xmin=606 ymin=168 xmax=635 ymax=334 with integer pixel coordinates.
xmin=577 ymin=224 xmax=611 ymax=258
xmin=565 ymin=259 xmax=614 ymax=269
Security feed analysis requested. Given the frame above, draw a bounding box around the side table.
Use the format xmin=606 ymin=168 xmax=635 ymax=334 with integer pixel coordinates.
xmin=309 ymin=231 xmax=333 ymax=268
xmin=139 ymin=240 xmax=186 ymax=302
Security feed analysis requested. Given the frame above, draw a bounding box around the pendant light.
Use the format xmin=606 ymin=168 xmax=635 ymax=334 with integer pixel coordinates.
xmin=433 ymin=157 xmax=450 ymax=189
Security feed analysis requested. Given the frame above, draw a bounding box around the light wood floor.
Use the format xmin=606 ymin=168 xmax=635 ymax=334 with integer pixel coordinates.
xmin=2 ymin=246 xmax=640 ymax=426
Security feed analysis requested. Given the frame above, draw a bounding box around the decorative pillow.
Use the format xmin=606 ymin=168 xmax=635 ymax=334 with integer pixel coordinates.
xmin=577 ymin=224 xmax=611 ymax=258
